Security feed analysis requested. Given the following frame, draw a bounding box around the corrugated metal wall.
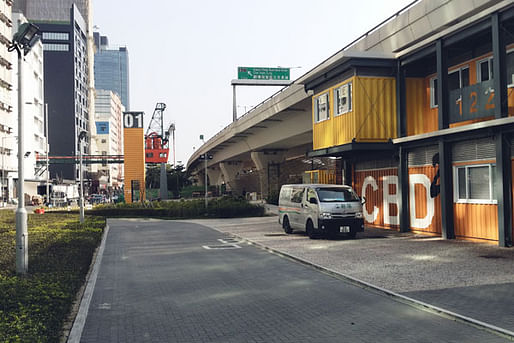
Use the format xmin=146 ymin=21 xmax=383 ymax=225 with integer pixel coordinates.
xmin=405 ymin=78 xmax=439 ymax=136
xmin=354 ymin=76 xmax=397 ymax=142
xmin=408 ymin=166 xmax=442 ymax=234
xmin=407 ymin=146 xmax=441 ymax=234
xmin=454 ymin=203 xmax=498 ymax=241
xmin=124 ymin=128 xmax=146 ymax=203
xmin=354 ymin=166 xmax=399 ymax=229
xmin=312 ymin=76 xmax=397 ymax=151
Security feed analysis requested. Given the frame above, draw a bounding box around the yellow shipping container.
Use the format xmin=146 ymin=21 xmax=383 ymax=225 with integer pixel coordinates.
xmin=312 ymin=76 xmax=397 ymax=150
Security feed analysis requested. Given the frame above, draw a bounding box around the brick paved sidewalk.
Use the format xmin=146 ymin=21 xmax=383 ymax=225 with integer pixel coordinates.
xmin=194 ymin=216 xmax=514 ymax=334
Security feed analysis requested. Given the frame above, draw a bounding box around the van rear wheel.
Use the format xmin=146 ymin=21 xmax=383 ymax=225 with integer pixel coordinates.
xmin=282 ymin=216 xmax=292 ymax=234
xmin=306 ymin=220 xmax=316 ymax=239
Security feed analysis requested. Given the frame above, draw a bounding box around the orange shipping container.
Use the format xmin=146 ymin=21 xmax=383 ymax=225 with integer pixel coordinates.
xmin=354 ymin=168 xmax=399 ymax=229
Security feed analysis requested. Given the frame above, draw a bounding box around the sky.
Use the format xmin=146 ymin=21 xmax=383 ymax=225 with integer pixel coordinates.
xmin=93 ymin=0 xmax=415 ymax=166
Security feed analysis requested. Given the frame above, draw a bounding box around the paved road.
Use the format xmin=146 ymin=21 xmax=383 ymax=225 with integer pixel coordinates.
xmin=197 ymin=216 xmax=514 ymax=334
xmin=79 ymin=219 xmax=510 ymax=342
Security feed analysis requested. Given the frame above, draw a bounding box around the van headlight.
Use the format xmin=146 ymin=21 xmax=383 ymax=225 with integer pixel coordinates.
xmin=320 ymin=212 xmax=332 ymax=219
xmin=355 ymin=212 xmax=363 ymax=219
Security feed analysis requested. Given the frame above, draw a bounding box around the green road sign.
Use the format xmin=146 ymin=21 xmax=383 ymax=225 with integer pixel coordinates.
xmin=238 ymin=67 xmax=290 ymax=80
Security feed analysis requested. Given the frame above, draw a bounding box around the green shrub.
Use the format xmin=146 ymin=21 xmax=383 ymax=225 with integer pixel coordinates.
xmin=89 ymin=197 xmax=265 ymax=219
xmin=0 ymin=212 xmax=105 ymax=342
xmin=179 ymin=185 xmax=205 ymax=198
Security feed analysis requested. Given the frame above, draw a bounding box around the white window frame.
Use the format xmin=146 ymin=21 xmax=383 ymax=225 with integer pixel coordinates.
xmin=506 ymin=48 xmax=514 ymax=88
xmin=430 ymin=65 xmax=470 ymax=109
xmin=448 ymin=65 xmax=470 ymax=89
xmin=314 ymin=93 xmax=330 ymax=123
xmin=453 ymin=163 xmax=497 ymax=205
xmin=334 ymin=82 xmax=352 ymax=116
xmin=476 ymin=57 xmax=493 ymax=83
xmin=430 ymin=76 xmax=438 ymax=109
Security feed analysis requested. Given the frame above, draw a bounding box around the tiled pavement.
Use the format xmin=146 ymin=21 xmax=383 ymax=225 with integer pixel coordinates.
xmin=76 ymin=218 xmax=512 ymax=342
xmin=197 ymin=215 xmax=514 ymax=336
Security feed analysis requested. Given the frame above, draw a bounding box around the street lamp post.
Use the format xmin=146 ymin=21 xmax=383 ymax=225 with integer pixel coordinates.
xmin=8 ymin=22 xmax=41 ymax=275
xmin=78 ymin=131 xmax=87 ymax=224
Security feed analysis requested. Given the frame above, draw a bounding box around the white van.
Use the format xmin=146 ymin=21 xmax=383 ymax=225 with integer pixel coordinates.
xmin=278 ymin=184 xmax=364 ymax=239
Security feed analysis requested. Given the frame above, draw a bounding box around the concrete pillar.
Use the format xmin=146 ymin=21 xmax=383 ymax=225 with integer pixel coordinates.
xmin=251 ymin=151 xmax=285 ymax=199
xmin=219 ymin=161 xmax=242 ymax=195
xmin=196 ymin=170 xmax=206 ymax=186
xmin=207 ymin=166 xmax=222 ymax=186
xmin=207 ymin=166 xmax=222 ymax=196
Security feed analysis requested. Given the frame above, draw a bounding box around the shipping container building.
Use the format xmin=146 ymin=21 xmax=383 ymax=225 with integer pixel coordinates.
xmin=305 ymin=0 xmax=514 ymax=246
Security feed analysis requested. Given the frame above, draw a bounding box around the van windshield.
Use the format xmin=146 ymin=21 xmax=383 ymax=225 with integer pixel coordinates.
xmin=316 ymin=187 xmax=359 ymax=202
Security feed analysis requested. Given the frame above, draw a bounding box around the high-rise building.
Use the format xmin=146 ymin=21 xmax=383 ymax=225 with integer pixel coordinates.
xmin=11 ymin=12 xmax=46 ymax=200
xmin=13 ymin=0 xmax=91 ymax=24
xmin=94 ymin=32 xmax=130 ymax=110
xmin=91 ymin=90 xmax=124 ymax=191
xmin=14 ymin=0 xmax=94 ymax=183
xmin=33 ymin=4 xmax=89 ymax=180
xmin=0 ymin=0 xmax=13 ymax=204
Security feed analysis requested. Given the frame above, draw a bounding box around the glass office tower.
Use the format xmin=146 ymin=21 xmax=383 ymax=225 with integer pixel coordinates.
xmin=94 ymin=33 xmax=130 ymax=110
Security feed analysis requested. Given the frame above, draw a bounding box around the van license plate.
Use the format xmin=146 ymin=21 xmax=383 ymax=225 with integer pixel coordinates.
xmin=340 ymin=226 xmax=350 ymax=233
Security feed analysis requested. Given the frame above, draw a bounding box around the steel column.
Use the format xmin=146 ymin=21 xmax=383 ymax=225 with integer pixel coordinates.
xmin=439 ymin=140 xmax=454 ymax=239
xmin=492 ymin=12 xmax=508 ymax=118
xmin=396 ymin=60 xmax=407 ymax=138
xmin=436 ymin=40 xmax=449 ymax=130
xmin=495 ymin=132 xmax=512 ymax=247
xmin=398 ymin=146 xmax=410 ymax=232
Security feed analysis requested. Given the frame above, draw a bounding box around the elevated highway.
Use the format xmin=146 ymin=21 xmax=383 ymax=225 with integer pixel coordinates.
xmin=187 ymin=83 xmax=315 ymax=198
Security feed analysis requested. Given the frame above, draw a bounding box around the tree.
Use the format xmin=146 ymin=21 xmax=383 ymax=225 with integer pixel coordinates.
xmin=145 ymin=163 xmax=190 ymax=198
xmin=168 ymin=164 xmax=190 ymax=198
xmin=145 ymin=165 xmax=161 ymax=189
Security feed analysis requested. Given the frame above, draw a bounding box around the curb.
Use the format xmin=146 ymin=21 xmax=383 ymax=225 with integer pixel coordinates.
xmin=66 ymin=223 xmax=110 ymax=343
xmin=220 ymin=230 xmax=514 ymax=342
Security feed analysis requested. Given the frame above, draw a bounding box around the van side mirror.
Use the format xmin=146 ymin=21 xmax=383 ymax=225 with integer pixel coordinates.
xmin=309 ymin=197 xmax=318 ymax=204
xmin=361 ymin=196 xmax=366 ymax=204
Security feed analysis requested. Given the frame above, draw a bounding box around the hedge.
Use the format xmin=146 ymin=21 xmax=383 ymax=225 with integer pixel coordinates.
xmin=89 ymin=197 xmax=265 ymax=218
xmin=0 ymin=212 xmax=105 ymax=343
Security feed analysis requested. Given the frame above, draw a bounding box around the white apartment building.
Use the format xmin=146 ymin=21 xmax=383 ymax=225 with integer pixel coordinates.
xmin=92 ymin=90 xmax=124 ymax=191
xmin=0 ymin=0 xmax=13 ymax=204
xmin=10 ymin=12 xmax=46 ymax=202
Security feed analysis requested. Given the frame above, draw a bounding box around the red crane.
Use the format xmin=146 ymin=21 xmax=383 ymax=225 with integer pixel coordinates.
xmin=144 ymin=103 xmax=169 ymax=164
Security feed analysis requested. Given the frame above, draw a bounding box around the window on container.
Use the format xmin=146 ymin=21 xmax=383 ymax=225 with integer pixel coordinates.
xmin=477 ymin=57 xmax=493 ymax=82
xmin=448 ymin=66 xmax=469 ymax=91
xmin=430 ymin=77 xmax=438 ymax=108
xmin=454 ymin=164 xmax=496 ymax=203
xmin=506 ymin=49 xmax=514 ymax=87
xmin=314 ymin=93 xmax=329 ymax=123
xmin=334 ymin=82 xmax=352 ymax=116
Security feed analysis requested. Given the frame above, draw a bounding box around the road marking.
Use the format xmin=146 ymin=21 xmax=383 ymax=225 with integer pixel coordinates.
xmin=203 ymin=244 xmax=241 ymax=250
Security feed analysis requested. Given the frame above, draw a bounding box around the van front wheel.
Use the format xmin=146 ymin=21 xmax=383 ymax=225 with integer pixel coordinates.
xmin=306 ymin=220 xmax=316 ymax=239
xmin=282 ymin=216 xmax=293 ymax=234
